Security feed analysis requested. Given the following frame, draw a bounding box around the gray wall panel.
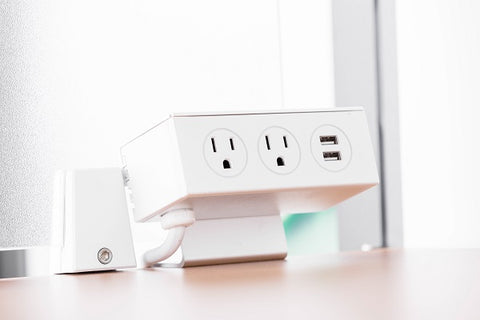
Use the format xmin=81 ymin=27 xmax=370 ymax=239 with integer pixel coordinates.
xmin=332 ymin=0 xmax=383 ymax=250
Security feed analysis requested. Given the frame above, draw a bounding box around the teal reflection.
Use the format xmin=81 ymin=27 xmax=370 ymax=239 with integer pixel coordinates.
xmin=282 ymin=209 xmax=339 ymax=256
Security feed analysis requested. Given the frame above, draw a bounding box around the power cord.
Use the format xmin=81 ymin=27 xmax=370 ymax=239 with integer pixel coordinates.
xmin=142 ymin=208 xmax=195 ymax=267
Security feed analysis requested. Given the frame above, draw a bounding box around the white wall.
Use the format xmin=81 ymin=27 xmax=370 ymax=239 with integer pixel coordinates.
xmin=396 ymin=0 xmax=480 ymax=247
xmin=0 ymin=0 xmax=334 ymax=247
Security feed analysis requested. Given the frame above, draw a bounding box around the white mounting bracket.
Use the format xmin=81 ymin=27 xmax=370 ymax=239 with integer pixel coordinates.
xmin=161 ymin=215 xmax=287 ymax=267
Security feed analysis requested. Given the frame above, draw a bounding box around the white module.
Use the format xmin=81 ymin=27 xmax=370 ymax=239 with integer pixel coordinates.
xmin=52 ymin=168 xmax=136 ymax=273
xmin=121 ymin=108 xmax=379 ymax=267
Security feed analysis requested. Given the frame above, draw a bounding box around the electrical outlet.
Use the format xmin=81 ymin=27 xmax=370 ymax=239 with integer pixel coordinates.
xmin=311 ymin=125 xmax=352 ymax=172
xmin=121 ymin=108 xmax=377 ymax=223
xmin=203 ymin=128 xmax=247 ymax=177
xmin=121 ymin=108 xmax=378 ymax=266
xmin=258 ymin=126 xmax=300 ymax=175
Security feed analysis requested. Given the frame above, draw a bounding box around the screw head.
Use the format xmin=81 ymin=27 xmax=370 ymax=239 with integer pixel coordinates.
xmin=97 ymin=248 xmax=113 ymax=264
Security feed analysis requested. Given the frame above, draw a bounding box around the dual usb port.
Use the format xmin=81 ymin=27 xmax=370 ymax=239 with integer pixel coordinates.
xmin=320 ymin=135 xmax=341 ymax=161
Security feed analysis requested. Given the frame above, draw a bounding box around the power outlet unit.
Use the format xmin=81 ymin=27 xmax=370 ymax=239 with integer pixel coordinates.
xmin=121 ymin=108 xmax=378 ymax=267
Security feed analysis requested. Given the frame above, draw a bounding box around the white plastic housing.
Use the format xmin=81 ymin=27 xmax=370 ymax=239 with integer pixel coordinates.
xmin=121 ymin=108 xmax=379 ymax=266
xmin=122 ymin=108 xmax=378 ymax=221
xmin=53 ymin=168 xmax=136 ymax=273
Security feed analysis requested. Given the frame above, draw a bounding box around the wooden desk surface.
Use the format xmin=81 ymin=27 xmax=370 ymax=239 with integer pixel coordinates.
xmin=1 ymin=248 xmax=479 ymax=320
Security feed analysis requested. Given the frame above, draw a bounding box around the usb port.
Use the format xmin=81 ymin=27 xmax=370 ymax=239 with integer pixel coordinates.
xmin=320 ymin=136 xmax=338 ymax=145
xmin=323 ymin=151 xmax=341 ymax=161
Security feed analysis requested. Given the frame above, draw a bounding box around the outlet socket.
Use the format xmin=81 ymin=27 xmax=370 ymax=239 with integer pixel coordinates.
xmin=311 ymin=125 xmax=352 ymax=172
xmin=258 ymin=126 xmax=300 ymax=175
xmin=203 ymin=128 xmax=247 ymax=177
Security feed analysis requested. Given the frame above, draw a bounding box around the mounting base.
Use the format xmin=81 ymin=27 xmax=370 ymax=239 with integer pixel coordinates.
xmin=52 ymin=168 xmax=137 ymax=273
xmin=157 ymin=215 xmax=287 ymax=267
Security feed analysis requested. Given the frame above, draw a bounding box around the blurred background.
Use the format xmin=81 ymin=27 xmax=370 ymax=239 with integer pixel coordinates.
xmin=1 ymin=0 xmax=479 ymax=276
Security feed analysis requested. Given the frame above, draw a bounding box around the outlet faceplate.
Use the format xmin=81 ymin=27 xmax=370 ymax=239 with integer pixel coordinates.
xmin=203 ymin=128 xmax=247 ymax=177
xmin=311 ymin=125 xmax=352 ymax=172
xmin=258 ymin=126 xmax=300 ymax=175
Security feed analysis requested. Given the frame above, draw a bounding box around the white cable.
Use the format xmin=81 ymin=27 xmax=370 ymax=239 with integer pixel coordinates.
xmin=142 ymin=208 xmax=195 ymax=267
xmin=142 ymin=227 xmax=186 ymax=267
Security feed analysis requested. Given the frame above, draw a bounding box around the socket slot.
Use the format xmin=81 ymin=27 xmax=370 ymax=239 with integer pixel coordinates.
xmin=223 ymin=159 xmax=231 ymax=169
xmin=265 ymin=136 xmax=271 ymax=150
xmin=211 ymin=138 xmax=217 ymax=152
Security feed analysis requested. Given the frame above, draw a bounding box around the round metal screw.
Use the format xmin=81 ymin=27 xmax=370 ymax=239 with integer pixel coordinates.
xmin=97 ymin=248 xmax=113 ymax=264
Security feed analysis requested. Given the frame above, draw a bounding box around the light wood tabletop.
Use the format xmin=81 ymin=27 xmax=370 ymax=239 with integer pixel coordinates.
xmin=1 ymin=248 xmax=480 ymax=320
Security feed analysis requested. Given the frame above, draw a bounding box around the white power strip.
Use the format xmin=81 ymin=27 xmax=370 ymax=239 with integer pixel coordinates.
xmin=121 ymin=108 xmax=379 ymax=267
